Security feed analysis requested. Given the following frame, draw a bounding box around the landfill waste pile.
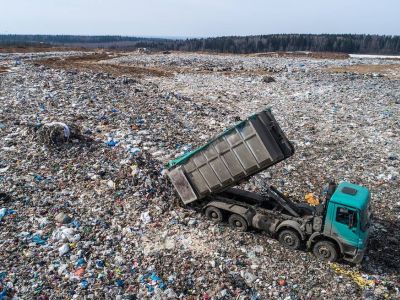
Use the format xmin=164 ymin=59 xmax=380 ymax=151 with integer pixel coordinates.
xmin=0 ymin=50 xmax=399 ymax=299
xmin=34 ymin=122 xmax=83 ymax=145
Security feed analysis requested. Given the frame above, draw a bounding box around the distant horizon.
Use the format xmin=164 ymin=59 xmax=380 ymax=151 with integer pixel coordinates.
xmin=1 ymin=33 xmax=399 ymax=40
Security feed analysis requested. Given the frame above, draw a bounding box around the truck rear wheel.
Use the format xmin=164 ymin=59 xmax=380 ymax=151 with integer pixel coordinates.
xmin=312 ymin=240 xmax=338 ymax=262
xmin=205 ymin=206 xmax=223 ymax=223
xmin=278 ymin=229 xmax=301 ymax=250
xmin=228 ymin=214 xmax=248 ymax=232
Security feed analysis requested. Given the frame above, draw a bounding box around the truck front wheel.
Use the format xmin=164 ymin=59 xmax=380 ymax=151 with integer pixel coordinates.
xmin=205 ymin=206 xmax=223 ymax=223
xmin=228 ymin=214 xmax=248 ymax=232
xmin=278 ymin=229 xmax=301 ymax=250
xmin=312 ymin=240 xmax=338 ymax=262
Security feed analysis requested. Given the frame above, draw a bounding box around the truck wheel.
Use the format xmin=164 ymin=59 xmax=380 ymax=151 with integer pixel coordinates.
xmin=205 ymin=206 xmax=223 ymax=223
xmin=228 ymin=214 xmax=248 ymax=232
xmin=312 ymin=241 xmax=338 ymax=262
xmin=278 ymin=229 xmax=301 ymax=250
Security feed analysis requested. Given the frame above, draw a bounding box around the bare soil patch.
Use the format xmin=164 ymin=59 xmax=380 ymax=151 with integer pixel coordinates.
xmin=0 ymin=66 xmax=10 ymax=73
xmin=35 ymin=52 xmax=275 ymax=78
xmin=34 ymin=52 xmax=173 ymax=78
xmin=0 ymin=45 xmax=86 ymax=53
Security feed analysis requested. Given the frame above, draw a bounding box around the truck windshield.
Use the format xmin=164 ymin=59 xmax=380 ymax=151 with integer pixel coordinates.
xmin=361 ymin=205 xmax=371 ymax=231
xmin=336 ymin=207 xmax=357 ymax=227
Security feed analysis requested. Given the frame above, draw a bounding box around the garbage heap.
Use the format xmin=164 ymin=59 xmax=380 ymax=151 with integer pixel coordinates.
xmin=0 ymin=51 xmax=399 ymax=299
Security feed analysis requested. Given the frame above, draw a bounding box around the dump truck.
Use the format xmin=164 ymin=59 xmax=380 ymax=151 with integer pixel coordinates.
xmin=167 ymin=109 xmax=371 ymax=263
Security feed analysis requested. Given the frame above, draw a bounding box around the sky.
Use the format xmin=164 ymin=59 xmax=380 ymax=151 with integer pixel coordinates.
xmin=1 ymin=0 xmax=399 ymax=37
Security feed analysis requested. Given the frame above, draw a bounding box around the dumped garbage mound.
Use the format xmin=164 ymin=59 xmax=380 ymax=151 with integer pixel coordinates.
xmin=35 ymin=122 xmax=83 ymax=145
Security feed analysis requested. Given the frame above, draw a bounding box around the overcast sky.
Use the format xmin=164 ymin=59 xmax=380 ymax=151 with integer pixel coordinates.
xmin=1 ymin=0 xmax=399 ymax=37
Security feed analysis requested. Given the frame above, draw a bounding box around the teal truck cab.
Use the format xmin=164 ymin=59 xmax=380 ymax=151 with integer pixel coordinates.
xmin=167 ymin=109 xmax=372 ymax=263
xmin=308 ymin=182 xmax=371 ymax=263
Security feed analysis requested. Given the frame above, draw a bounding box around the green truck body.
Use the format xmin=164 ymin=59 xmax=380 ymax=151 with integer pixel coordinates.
xmin=167 ymin=109 xmax=371 ymax=262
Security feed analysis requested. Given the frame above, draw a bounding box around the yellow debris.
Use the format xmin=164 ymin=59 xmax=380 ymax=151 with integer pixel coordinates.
xmin=115 ymin=268 xmax=122 ymax=275
xmin=305 ymin=193 xmax=320 ymax=206
xmin=330 ymin=263 xmax=375 ymax=289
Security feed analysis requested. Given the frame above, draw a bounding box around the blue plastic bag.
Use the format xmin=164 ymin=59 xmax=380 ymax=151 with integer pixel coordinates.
xmin=32 ymin=234 xmax=46 ymax=245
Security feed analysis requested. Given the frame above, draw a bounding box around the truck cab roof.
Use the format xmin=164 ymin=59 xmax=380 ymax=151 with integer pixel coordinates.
xmin=330 ymin=182 xmax=370 ymax=211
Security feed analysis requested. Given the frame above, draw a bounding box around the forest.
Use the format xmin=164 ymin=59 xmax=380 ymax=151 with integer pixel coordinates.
xmin=1 ymin=34 xmax=399 ymax=54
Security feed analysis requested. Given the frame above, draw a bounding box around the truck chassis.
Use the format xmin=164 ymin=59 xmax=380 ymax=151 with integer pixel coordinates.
xmin=201 ymin=186 xmax=357 ymax=262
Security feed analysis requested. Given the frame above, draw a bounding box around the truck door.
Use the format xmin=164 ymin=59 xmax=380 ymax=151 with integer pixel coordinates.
xmin=331 ymin=205 xmax=359 ymax=248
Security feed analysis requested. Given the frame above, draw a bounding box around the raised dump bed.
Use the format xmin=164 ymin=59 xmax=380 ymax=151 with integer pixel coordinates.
xmin=167 ymin=108 xmax=295 ymax=204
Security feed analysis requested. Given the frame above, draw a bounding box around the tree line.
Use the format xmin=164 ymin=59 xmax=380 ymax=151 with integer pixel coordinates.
xmin=0 ymin=34 xmax=163 ymax=44
xmin=1 ymin=34 xmax=399 ymax=54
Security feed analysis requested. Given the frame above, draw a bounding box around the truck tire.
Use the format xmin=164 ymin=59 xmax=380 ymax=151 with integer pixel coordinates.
xmin=312 ymin=240 xmax=338 ymax=262
xmin=205 ymin=206 xmax=223 ymax=223
xmin=228 ymin=214 xmax=248 ymax=232
xmin=278 ymin=229 xmax=301 ymax=250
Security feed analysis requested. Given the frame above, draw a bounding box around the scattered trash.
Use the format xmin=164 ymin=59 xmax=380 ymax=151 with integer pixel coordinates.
xmin=0 ymin=166 xmax=9 ymax=173
xmin=58 ymin=244 xmax=70 ymax=256
xmin=0 ymin=208 xmax=7 ymax=222
xmin=262 ymin=75 xmax=276 ymax=83
xmin=0 ymin=272 xmax=7 ymax=299
xmin=52 ymin=227 xmax=80 ymax=242
xmin=106 ymin=140 xmax=119 ymax=147
xmin=140 ymin=211 xmax=151 ymax=224
xmin=80 ymin=279 xmax=89 ymax=289
xmin=0 ymin=51 xmax=398 ymax=299
xmin=115 ymin=279 xmax=124 ymax=287
xmin=277 ymin=277 xmax=286 ymax=286
xmin=0 ymin=193 xmax=11 ymax=202
xmin=0 ymin=208 xmax=16 ymax=222
xmin=31 ymin=234 xmax=46 ymax=245
xmin=75 ymin=257 xmax=86 ymax=267
xmin=128 ymin=147 xmax=141 ymax=155
xmin=74 ymin=267 xmax=85 ymax=277
xmin=243 ymin=272 xmax=257 ymax=284
xmin=95 ymin=260 xmax=105 ymax=269
xmin=54 ymin=212 xmax=72 ymax=224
